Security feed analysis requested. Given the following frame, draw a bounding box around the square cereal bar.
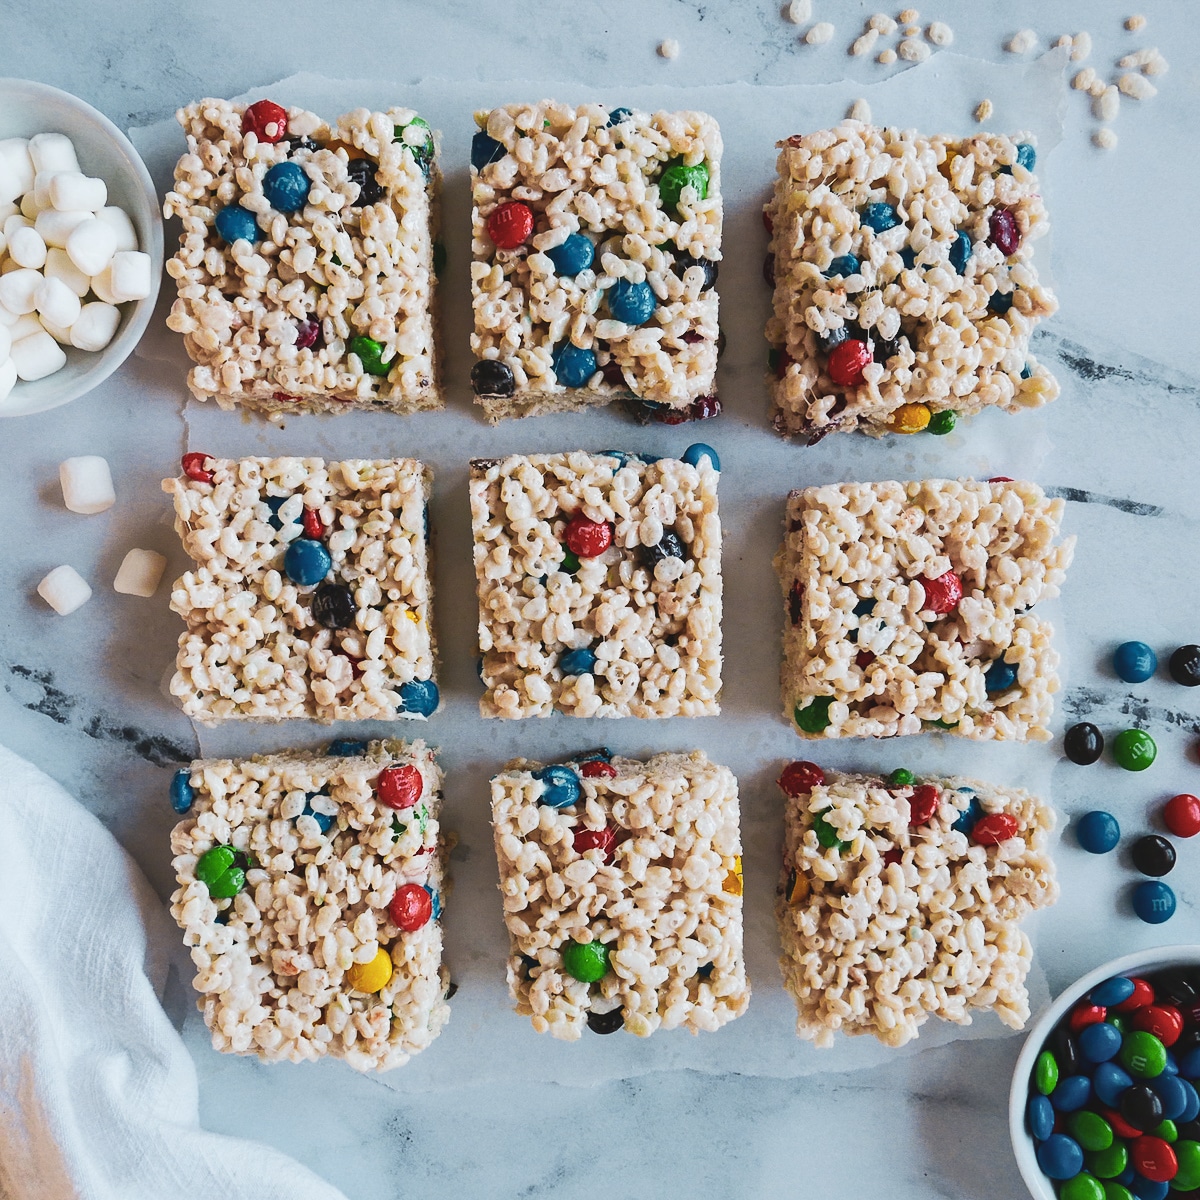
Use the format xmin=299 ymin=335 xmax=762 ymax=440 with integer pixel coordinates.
xmin=169 ymin=739 xmax=450 ymax=1071
xmin=164 ymin=454 xmax=438 ymax=723
xmin=470 ymin=448 xmax=722 ymax=718
xmin=165 ymin=97 xmax=441 ymax=415
xmin=764 ymin=121 xmax=1058 ymax=442
xmin=491 ymin=750 xmax=749 ymax=1039
xmin=775 ymin=478 xmax=1074 ymax=740
xmin=775 ymin=761 xmax=1057 ymax=1046
xmin=469 ymin=100 xmax=721 ymax=421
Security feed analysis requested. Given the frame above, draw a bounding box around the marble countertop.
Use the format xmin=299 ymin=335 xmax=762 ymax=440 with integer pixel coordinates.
xmin=2 ymin=1 xmax=1199 ymax=1197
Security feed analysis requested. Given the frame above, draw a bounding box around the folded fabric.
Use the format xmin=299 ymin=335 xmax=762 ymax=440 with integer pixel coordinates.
xmin=0 ymin=743 xmax=348 ymax=1200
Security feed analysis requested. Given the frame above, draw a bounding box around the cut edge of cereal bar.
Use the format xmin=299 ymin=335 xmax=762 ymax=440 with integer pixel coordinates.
xmin=774 ymin=477 xmax=1074 ymax=742
xmin=164 ymin=454 xmax=440 ymax=724
xmin=165 ymin=98 xmax=443 ymax=416
xmin=169 ymin=738 xmax=451 ymax=1071
xmin=775 ymin=762 xmax=1058 ymax=1048
xmin=469 ymin=449 xmax=722 ymax=719
xmin=490 ymin=748 xmax=749 ymax=1040
xmin=764 ymin=120 xmax=1058 ymax=443
xmin=469 ymin=100 xmax=722 ymax=422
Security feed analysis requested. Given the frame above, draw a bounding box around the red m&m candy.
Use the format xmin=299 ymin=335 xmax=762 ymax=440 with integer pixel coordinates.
xmin=1115 ymin=978 xmax=1155 ymax=1012
xmin=827 ymin=338 xmax=872 ymax=387
xmin=182 ymin=452 xmax=214 ymax=483
xmin=563 ymin=514 xmax=612 ymax=558
xmin=1132 ymin=1004 xmax=1184 ymax=1046
xmin=242 ymin=100 xmax=289 ymax=143
xmin=971 ymin=812 xmax=1020 ymax=846
xmin=486 ymin=201 xmax=534 ymax=249
xmin=1068 ymin=1003 xmax=1107 ymax=1035
xmin=581 ymin=759 xmax=618 ymax=779
xmin=779 ymin=761 xmax=825 ymax=797
xmin=302 ymin=506 xmax=325 ymax=539
xmin=1164 ymin=793 xmax=1200 ymax=838
xmin=908 ymin=784 xmax=940 ymax=827
xmin=919 ymin=570 xmax=963 ymax=615
xmin=388 ymin=882 xmax=433 ymax=931
xmin=573 ymin=826 xmax=617 ymax=863
xmin=1130 ymin=1135 xmax=1178 ymax=1183
xmin=377 ymin=764 xmax=423 ymax=810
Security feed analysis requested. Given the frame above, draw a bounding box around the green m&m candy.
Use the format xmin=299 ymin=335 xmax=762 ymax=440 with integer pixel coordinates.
xmin=562 ymin=939 xmax=610 ymax=983
xmin=927 ymin=410 xmax=956 ymax=435
xmin=1174 ymin=1140 xmax=1200 ymax=1191
xmin=812 ymin=812 xmax=847 ymax=851
xmin=1060 ymin=1175 xmax=1104 ymax=1200
xmin=1034 ymin=1049 xmax=1059 ymax=1095
xmin=1113 ymin=728 xmax=1156 ymax=771
xmin=195 ymin=845 xmax=247 ymax=899
xmin=1119 ymin=1029 xmax=1167 ymax=1078
xmin=796 ymin=695 xmax=834 ymax=733
xmin=1069 ymin=1110 xmax=1113 ymax=1152
xmin=348 ymin=335 xmax=394 ymax=377
xmin=1086 ymin=1140 xmax=1127 ymax=1179
xmin=889 ymin=768 xmax=916 ymax=787
xmin=658 ymin=158 xmax=709 ymax=212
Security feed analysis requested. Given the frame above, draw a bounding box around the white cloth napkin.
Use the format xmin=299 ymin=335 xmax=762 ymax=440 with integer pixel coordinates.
xmin=0 ymin=744 xmax=348 ymax=1200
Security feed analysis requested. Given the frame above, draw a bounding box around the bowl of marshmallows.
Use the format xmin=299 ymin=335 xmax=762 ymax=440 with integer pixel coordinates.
xmin=0 ymin=78 xmax=163 ymax=417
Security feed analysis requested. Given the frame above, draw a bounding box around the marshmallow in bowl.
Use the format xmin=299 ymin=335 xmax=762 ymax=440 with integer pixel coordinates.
xmin=0 ymin=130 xmax=150 ymax=393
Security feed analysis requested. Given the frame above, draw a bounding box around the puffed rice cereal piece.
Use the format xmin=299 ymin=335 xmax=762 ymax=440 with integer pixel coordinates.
xmin=164 ymin=99 xmax=442 ymax=416
xmin=776 ymin=765 xmax=1057 ymax=1046
xmin=169 ymin=740 xmax=450 ymax=1070
xmin=469 ymin=450 xmax=722 ymax=719
xmin=775 ymin=478 xmax=1074 ymax=741
xmin=491 ymin=750 xmax=748 ymax=1040
xmin=764 ymin=122 xmax=1059 ymax=442
xmin=163 ymin=455 xmax=438 ymax=724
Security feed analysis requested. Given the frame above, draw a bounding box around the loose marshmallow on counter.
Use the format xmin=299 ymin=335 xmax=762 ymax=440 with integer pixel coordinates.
xmin=7 ymin=224 xmax=46 ymax=270
xmin=96 ymin=206 xmax=137 ymax=252
xmin=113 ymin=548 xmax=166 ymax=597
xmin=0 ymin=357 xmax=15 ymax=403
xmin=35 ymin=207 xmax=91 ymax=249
xmin=45 ymin=246 xmax=89 ymax=296
xmin=35 ymin=275 xmax=81 ymax=329
xmin=0 ymin=138 xmax=35 ymax=205
xmin=11 ymin=329 xmax=66 ymax=380
xmin=29 ymin=133 xmax=80 ymax=175
xmin=49 ymin=172 xmax=107 ymax=213
xmin=37 ymin=564 xmax=92 ymax=615
xmin=59 ymin=455 xmax=115 ymax=514
xmin=70 ymin=302 xmax=120 ymax=352
xmin=65 ymin=217 xmax=117 ymax=277
xmin=0 ymin=267 xmax=42 ymax=314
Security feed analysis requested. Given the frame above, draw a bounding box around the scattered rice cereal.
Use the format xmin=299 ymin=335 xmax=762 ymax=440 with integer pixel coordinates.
xmin=870 ymin=13 xmax=898 ymax=35
xmin=1072 ymin=67 xmax=1098 ymax=91
xmin=1094 ymin=86 xmax=1121 ymax=121
xmin=764 ymin=122 xmax=1058 ymax=442
xmin=1005 ymin=29 xmax=1037 ymax=54
xmin=848 ymin=99 xmax=872 ymax=123
xmin=851 ymin=29 xmax=879 ymax=56
xmin=169 ymin=740 xmax=450 ymax=1070
xmin=164 ymin=455 xmax=438 ymax=723
xmin=878 ymin=47 xmax=898 ymax=64
xmin=469 ymin=449 xmax=722 ymax=718
xmin=1125 ymin=14 xmax=1147 ymax=32
xmin=898 ymin=8 xmax=919 ymax=24
xmin=164 ymin=99 xmax=441 ymax=416
xmin=775 ymin=478 xmax=1074 ymax=741
xmin=926 ymin=21 xmax=953 ymax=46
xmin=776 ymin=763 xmax=1058 ymax=1047
xmin=974 ymin=98 xmax=995 ymax=122
xmin=469 ymin=101 xmax=721 ymax=422
xmin=1070 ymin=31 xmax=1092 ymax=61
xmin=897 ymin=37 xmax=931 ymax=62
xmin=1118 ymin=73 xmax=1157 ymax=100
xmin=786 ymin=0 xmax=812 ymax=24
xmin=658 ymin=38 xmax=680 ymax=60
xmin=1094 ymin=128 xmax=1118 ymax=150
xmin=806 ymin=22 xmax=835 ymax=45
xmin=491 ymin=750 xmax=748 ymax=1039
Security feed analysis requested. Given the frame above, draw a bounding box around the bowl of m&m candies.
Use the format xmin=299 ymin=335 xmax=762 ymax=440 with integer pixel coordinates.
xmin=1010 ymin=947 xmax=1200 ymax=1200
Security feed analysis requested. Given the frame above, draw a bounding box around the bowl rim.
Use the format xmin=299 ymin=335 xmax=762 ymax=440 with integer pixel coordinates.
xmin=1008 ymin=943 xmax=1200 ymax=1200
xmin=0 ymin=76 xmax=163 ymax=418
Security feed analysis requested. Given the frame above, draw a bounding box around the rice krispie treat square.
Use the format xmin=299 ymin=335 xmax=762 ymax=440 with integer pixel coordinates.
xmin=470 ymin=447 xmax=722 ymax=718
xmin=169 ymin=739 xmax=450 ymax=1071
xmin=164 ymin=454 xmax=438 ymax=723
xmin=491 ymin=750 xmax=749 ymax=1039
xmin=776 ymin=478 xmax=1074 ymax=741
xmin=165 ymin=97 xmax=441 ymax=415
xmin=764 ymin=121 xmax=1058 ymax=442
xmin=469 ymin=100 xmax=722 ymax=422
xmin=775 ymin=760 xmax=1058 ymax=1047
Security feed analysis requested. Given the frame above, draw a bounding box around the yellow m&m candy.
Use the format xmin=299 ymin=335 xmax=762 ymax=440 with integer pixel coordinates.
xmin=891 ymin=402 xmax=931 ymax=434
xmin=345 ymin=946 xmax=393 ymax=994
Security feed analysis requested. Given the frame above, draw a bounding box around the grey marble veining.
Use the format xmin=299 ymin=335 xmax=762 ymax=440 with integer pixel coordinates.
xmin=2 ymin=1 xmax=1199 ymax=1197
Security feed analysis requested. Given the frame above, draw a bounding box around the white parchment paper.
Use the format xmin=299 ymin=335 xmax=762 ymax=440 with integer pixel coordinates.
xmin=130 ymin=51 xmax=1070 ymax=1086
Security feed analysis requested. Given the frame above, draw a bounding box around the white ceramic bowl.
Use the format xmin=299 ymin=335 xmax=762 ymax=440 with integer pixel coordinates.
xmin=1009 ymin=945 xmax=1200 ymax=1200
xmin=0 ymin=78 xmax=162 ymax=417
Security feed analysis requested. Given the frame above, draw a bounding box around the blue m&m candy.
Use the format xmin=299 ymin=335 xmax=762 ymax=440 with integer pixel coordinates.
xmin=170 ymin=768 xmax=194 ymax=814
xmin=1080 ymin=1021 xmax=1124 ymax=1064
xmin=682 ymin=443 xmax=719 ymax=471
xmin=1094 ymin=1061 xmax=1134 ymax=1108
xmin=1114 ymin=641 xmax=1158 ymax=684
xmin=1037 ymin=1134 xmax=1085 ymax=1180
xmin=861 ymin=202 xmax=900 ymax=232
xmin=1133 ymin=881 xmax=1176 ymax=924
xmin=948 ymin=230 xmax=972 ymax=274
xmin=985 ymin=657 xmax=1018 ymax=692
xmin=284 ymin=538 xmax=332 ymax=586
xmin=263 ymin=161 xmax=311 ymax=213
xmin=1077 ymin=811 xmax=1121 ymax=854
xmin=399 ymin=678 xmax=439 ymax=718
xmin=214 ymin=204 xmax=259 ymax=244
xmin=1028 ymin=1093 xmax=1055 ymax=1141
xmin=560 ymin=647 xmax=597 ymax=676
xmin=1091 ymin=977 xmax=1137 ymax=1007
xmin=607 ymin=279 xmax=657 ymax=325
xmin=534 ymin=765 xmax=582 ymax=809
xmin=327 ymin=739 xmax=369 ymax=756
xmin=552 ymin=341 xmax=597 ymax=387
xmin=471 ymin=130 xmax=505 ymax=169
xmin=547 ymin=233 xmax=594 ymax=276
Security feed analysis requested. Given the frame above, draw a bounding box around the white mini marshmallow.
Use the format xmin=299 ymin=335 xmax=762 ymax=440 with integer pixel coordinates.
xmin=37 ymin=565 xmax=92 ymax=615
xmin=49 ymin=172 xmax=107 ymax=213
xmin=40 ymin=318 xmax=74 ymax=346
xmin=45 ymin=246 xmax=89 ymax=297
xmin=19 ymin=191 xmax=41 ymax=220
xmin=4 ymin=212 xmax=32 ymax=237
xmin=0 ymin=323 xmax=10 ymax=361
xmin=95 ymin=206 xmax=137 ymax=252
xmin=11 ymin=329 xmax=67 ymax=380
xmin=8 ymin=313 xmax=43 ymax=340
xmin=35 ymin=207 xmax=91 ymax=249
xmin=0 ymin=268 xmax=43 ymax=314
xmin=0 ymin=306 xmax=18 ymax=328
xmin=88 ymin=265 xmax=117 ymax=305
xmin=0 ymin=201 xmax=18 ymax=224
xmin=8 ymin=224 xmax=47 ymax=270
xmin=113 ymin=548 xmax=166 ymax=597
xmin=36 ymin=275 xmax=82 ymax=329
xmin=59 ymin=455 xmax=115 ymax=514
xmin=32 ymin=171 xmax=59 ymax=210
xmin=0 ymin=138 xmax=35 ymax=206
xmin=0 ymin=356 xmax=15 ymax=403
xmin=70 ymin=301 xmax=120 ymax=352
xmin=106 ymin=250 xmax=152 ymax=302
xmin=66 ymin=217 xmax=117 ymax=277
xmin=29 ymin=133 xmax=80 ymax=175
